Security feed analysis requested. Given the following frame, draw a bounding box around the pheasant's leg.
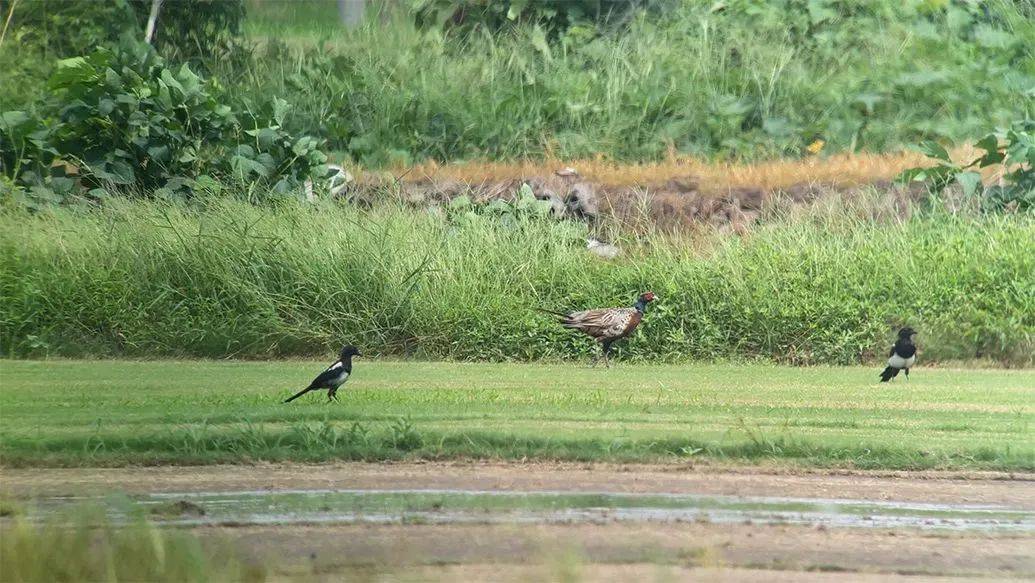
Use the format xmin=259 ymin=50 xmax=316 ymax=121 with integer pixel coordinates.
xmin=603 ymin=342 xmax=614 ymax=368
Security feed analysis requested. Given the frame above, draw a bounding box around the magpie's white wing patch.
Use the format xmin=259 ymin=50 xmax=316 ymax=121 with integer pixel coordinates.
xmin=888 ymin=354 xmax=915 ymax=368
xmin=327 ymin=360 xmax=344 ymax=371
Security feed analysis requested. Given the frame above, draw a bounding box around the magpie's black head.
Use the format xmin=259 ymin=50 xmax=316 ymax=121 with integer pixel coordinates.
xmin=898 ymin=327 xmax=916 ymax=339
xmin=339 ymin=345 xmax=361 ymax=358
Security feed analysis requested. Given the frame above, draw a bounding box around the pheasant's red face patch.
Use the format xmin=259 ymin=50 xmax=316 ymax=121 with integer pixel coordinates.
xmin=643 ymin=292 xmax=656 ymax=301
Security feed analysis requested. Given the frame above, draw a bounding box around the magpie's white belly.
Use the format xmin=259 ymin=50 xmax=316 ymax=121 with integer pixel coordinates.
xmin=330 ymin=370 xmax=349 ymax=387
xmin=888 ymin=354 xmax=915 ymax=369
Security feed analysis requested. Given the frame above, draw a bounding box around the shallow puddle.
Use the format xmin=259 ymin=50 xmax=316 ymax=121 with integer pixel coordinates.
xmin=27 ymin=488 xmax=1035 ymax=532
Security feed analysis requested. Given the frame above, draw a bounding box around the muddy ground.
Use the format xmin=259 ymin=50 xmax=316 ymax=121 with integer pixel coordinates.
xmin=3 ymin=462 xmax=1033 ymax=580
xmin=3 ymin=462 xmax=1032 ymax=508
xmin=211 ymin=522 xmax=1032 ymax=580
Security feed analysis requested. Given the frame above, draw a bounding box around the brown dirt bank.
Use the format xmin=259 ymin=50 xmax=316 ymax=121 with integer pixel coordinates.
xmin=348 ymin=151 xmax=962 ymax=231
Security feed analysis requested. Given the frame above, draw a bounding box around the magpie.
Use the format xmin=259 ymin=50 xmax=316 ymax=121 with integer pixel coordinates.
xmin=879 ymin=327 xmax=917 ymax=382
xmin=284 ymin=345 xmax=361 ymax=403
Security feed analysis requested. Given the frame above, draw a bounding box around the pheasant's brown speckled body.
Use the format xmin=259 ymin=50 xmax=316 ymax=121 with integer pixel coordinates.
xmin=543 ymin=292 xmax=656 ymax=366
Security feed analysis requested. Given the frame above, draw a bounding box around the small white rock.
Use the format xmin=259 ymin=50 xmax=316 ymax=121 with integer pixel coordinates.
xmin=326 ymin=164 xmax=353 ymax=197
xmin=586 ymin=238 xmax=620 ymax=259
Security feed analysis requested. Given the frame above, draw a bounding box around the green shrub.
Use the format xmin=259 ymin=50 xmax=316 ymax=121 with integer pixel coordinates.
xmin=0 ymin=40 xmax=326 ymax=205
xmin=1 ymin=196 xmax=1031 ymax=364
xmin=0 ymin=0 xmax=245 ymax=61
xmin=140 ymin=0 xmax=247 ymax=64
xmin=900 ymin=120 xmax=1035 ymax=211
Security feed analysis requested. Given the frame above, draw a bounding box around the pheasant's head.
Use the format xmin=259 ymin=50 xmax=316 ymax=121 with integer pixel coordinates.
xmin=639 ymin=292 xmax=657 ymax=303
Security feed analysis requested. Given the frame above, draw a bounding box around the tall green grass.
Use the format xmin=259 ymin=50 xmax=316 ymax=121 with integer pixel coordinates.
xmin=230 ymin=0 xmax=1035 ymax=164
xmin=1 ymin=196 xmax=1031 ymax=363
xmin=6 ymin=1 xmax=1033 ymax=164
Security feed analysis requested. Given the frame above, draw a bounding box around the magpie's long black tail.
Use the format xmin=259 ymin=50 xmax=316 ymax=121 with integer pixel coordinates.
xmin=284 ymin=386 xmax=314 ymax=403
xmin=879 ymin=366 xmax=899 ymax=383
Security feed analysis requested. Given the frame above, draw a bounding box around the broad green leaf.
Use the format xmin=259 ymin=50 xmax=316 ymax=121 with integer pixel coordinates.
xmin=918 ymin=141 xmax=951 ymax=162
xmin=94 ymin=160 xmax=134 ymax=185
xmin=246 ymin=127 xmax=280 ymax=149
xmin=104 ymin=68 xmax=122 ymax=90
xmin=256 ymin=153 xmax=277 ymax=171
xmin=230 ymin=154 xmax=269 ymax=178
xmin=160 ymin=69 xmax=184 ymax=96
xmin=176 ymin=64 xmax=202 ymax=96
xmin=272 ymin=97 xmax=291 ymax=127
xmin=955 ymin=172 xmax=982 ymax=198
xmin=98 ymin=98 xmax=116 ymax=115
xmin=975 ymin=134 xmax=1000 ymax=157
xmin=147 ymin=145 xmax=171 ymax=162
xmin=292 ymin=136 xmax=317 ymax=156
xmin=0 ymin=111 xmax=31 ymax=131
xmin=49 ymin=57 xmax=97 ymax=89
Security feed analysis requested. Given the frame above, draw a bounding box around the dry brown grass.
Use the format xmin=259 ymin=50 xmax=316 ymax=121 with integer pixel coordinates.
xmin=342 ymin=147 xmax=991 ymax=233
xmin=379 ymin=149 xmax=975 ymax=194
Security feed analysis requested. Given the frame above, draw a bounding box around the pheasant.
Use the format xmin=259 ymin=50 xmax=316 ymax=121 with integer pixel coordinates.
xmin=284 ymin=345 xmax=361 ymax=403
xmin=542 ymin=292 xmax=657 ymax=366
xmin=879 ymin=327 xmax=917 ymax=382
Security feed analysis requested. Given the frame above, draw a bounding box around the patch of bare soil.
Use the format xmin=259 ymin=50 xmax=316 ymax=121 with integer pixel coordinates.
xmin=2 ymin=462 xmax=1033 ymax=508
xmin=206 ymin=522 xmax=1033 ymax=579
xmin=348 ymin=151 xmax=957 ymax=232
xmin=351 ymin=170 xmax=930 ymax=232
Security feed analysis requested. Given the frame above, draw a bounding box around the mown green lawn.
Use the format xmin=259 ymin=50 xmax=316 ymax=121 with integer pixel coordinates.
xmin=1 ymin=361 xmax=1032 ymax=470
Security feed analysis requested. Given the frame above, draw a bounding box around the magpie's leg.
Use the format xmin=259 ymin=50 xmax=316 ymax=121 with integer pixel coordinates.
xmin=327 ymin=389 xmax=338 ymax=403
xmin=904 ymin=368 xmax=910 ymax=381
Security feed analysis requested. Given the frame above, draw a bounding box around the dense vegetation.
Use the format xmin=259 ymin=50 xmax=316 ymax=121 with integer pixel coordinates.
xmin=1 ymin=1 xmax=1032 ymax=365
xmin=3 ymin=0 xmax=1034 ymax=167
xmin=1 ymin=196 xmax=1031 ymax=364
xmin=2 ymin=360 xmax=1032 ymax=470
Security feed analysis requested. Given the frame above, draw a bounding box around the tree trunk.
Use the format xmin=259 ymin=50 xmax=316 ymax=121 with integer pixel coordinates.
xmin=144 ymin=0 xmax=164 ymax=44
xmin=337 ymin=0 xmax=365 ymax=29
xmin=0 ymin=0 xmax=19 ymax=47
